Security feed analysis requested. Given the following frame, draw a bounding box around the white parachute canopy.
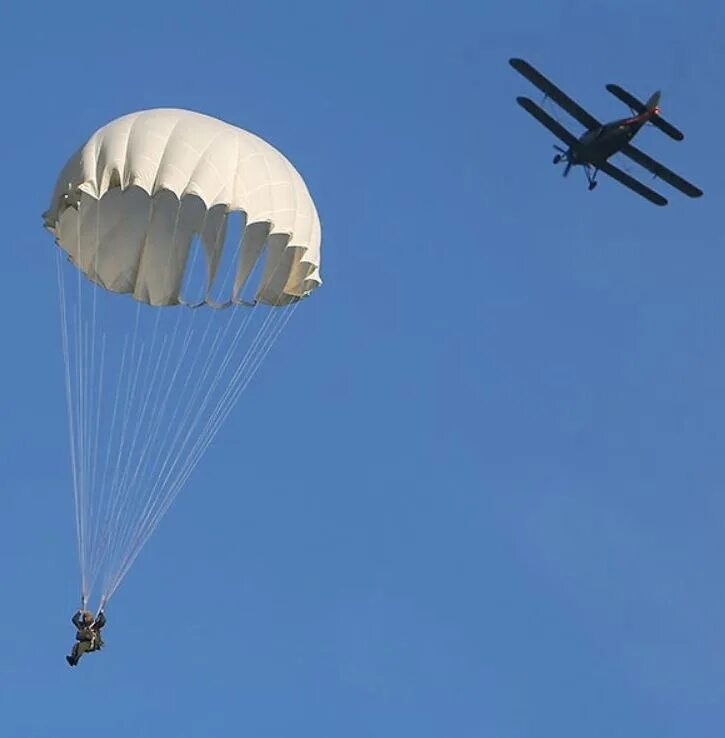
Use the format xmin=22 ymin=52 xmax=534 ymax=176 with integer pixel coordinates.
xmin=44 ymin=109 xmax=322 ymax=610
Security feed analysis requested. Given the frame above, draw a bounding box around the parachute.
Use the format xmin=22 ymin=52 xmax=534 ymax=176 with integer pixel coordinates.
xmin=43 ymin=109 xmax=322 ymax=610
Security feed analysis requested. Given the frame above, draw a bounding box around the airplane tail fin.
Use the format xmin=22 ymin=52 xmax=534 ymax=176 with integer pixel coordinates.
xmin=644 ymin=90 xmax=686 ymax=141
xmin=645 ymin=90 xmax=661 ymax=114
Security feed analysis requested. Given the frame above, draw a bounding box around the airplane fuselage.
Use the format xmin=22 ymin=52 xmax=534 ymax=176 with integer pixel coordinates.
xmin=570 ymin=116 xmax=646 ymax=166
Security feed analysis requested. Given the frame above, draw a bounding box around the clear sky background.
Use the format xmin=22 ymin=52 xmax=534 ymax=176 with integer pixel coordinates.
xmin=2 ymin=1 xmax=724 ymax=736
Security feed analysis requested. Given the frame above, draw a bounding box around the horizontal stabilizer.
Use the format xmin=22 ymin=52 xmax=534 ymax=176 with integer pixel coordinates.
xmin=606 ymin=84 xmax=684 ymax=141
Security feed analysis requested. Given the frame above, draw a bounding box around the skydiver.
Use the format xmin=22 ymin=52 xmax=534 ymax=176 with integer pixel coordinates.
xmin=66 ymin=609 xmax=106 ymax=667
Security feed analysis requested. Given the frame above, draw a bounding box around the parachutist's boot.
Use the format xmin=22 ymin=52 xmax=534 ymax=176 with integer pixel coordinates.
xmin=66 ymin=655 xmax=77 ymax=666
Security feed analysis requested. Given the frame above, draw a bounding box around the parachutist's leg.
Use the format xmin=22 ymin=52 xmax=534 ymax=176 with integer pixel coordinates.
xmin=66 ymin=643 xmax=79 ymax=666
xmin=67 ymin=641 xmax=93 ymax=666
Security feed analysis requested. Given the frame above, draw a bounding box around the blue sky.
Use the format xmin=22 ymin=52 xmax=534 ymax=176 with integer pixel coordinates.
xmin=2 ymin=0 xmax=725 ymax=735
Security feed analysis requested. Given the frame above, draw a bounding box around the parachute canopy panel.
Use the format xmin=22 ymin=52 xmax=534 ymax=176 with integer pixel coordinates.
xmin=43 ymin=108 xmax=322 ymax=307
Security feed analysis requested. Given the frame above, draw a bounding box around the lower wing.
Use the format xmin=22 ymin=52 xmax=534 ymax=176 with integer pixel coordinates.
xmin=598 ymin=161 xmax=668 ymax=206
xmin=516 ymin=97 xmax=579 ymax=148
xmin=620 ymin=144 xmax=703 ymax=198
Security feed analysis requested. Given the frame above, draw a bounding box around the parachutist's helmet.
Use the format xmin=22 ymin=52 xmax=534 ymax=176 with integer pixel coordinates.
xmin=83 ymin=611 xmax=94 ymax=624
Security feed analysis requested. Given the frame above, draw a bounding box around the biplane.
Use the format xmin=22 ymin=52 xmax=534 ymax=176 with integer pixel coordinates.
xmin=509 ymin=58 xmax=703 ymax=205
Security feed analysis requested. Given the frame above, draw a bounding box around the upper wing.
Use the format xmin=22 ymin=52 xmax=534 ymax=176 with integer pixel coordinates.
xmin=598 ymin=161 xmax=668 ymax=206
xmin=516 ymin=97 xmax=579 ymax=148
xmin=621 ymin=144 xmax=703 ymax=197
xmin=606 ymin=84 xmax=684 ymax=141
xmin=510 ymin=58 xmax=601 ymax=130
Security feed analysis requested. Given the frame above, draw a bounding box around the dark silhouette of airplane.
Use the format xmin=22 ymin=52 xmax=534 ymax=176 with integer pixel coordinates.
xmin=509 ymin=58 xmax=702 ymax=206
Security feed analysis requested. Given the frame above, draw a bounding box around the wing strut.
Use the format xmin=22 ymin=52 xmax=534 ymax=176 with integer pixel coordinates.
xmin=510 ymin=58 xmax=600 ymax=130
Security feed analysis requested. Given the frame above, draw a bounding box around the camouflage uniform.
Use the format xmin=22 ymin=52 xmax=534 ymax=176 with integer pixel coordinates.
xmin=66 ymin=610 xmax=106 ymax=666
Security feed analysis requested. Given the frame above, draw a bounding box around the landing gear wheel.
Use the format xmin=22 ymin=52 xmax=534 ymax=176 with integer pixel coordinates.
xmin=553 ymin=154 xmax=562 ymax=164
xmin=588 ymin=181 xmax=598 ymax=191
